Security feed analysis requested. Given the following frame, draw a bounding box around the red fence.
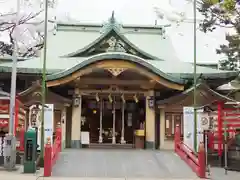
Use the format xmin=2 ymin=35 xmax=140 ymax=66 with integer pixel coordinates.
xmin=208 ymin=103 xmax=240 ymax=156
xmin=44 ymin=126 xmax=62 ymax=177
xmin=174 ymin=125 xmax=206 ymax=178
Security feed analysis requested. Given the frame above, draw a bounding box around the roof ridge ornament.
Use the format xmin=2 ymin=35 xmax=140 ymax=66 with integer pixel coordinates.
xmin=100 ymin=10 xmax=122 ymax=33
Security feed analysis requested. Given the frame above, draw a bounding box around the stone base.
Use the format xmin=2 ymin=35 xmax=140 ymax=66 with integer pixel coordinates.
xmin=71 ymin=140 xmax=81 ymax=148
xmin=62 ymin=140 xmax=66 ymax=149
xmin=160 ymin=140 xmax=174 ymax=150
xmin=145 ymin=141 xmax=155 ymax=149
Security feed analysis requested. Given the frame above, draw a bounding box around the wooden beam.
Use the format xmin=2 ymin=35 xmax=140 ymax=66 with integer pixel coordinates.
xmin=47 ymin=60 xmax=184 ymax=91
xmin=77 ymin=89 xmax=146 ymax=95
xmin=77 ymin=78 xmax=154 ymax=86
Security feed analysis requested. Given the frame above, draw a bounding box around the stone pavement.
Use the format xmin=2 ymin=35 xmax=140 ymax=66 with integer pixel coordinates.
xmin=209 ymin=167 xmax=240 ymax=180
xmin=0 ymin=166 xmax=239 ymax=180
xmin=0 ymin=166 xmax=199 ymax=180
xmin=1 ymin=150 xmax=240 ymax=180
xmin=52 ymin=149 xmax=198 ymax=179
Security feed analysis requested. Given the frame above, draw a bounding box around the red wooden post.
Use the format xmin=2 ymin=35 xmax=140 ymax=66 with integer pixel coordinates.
xmin=198 ymin=142 xmax=206 ymax=178
xmin=217 ymin=102 xmax=223 ymax=156
xmin=174 ymin=125 xmax=181 ymax=152
xmin=19 ymin=126 xmax=25 ymax=151
xmin=44 ymin=137 xmax=52 ymax=177
xmin=56 ymin=122 xmax=62 ymax=151
xmin=208 ymin=131 xmax=214 ymax=150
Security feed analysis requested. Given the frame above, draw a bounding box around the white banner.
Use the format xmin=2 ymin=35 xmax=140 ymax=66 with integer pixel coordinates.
xmin=44 ymin=104 xmax=54 ymax=145
xmin=183 ymin=107 xmax=204 ymax=151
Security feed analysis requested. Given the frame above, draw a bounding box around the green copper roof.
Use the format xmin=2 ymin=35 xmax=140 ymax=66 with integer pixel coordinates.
xmin=0 ymin=16 xmax=238 ymax=84
xmin=46 ymin=52 xmax=184 ymax=85
xmin=0 ymin=53 xmax=237 ymax=80
xmin=157 ymin=83 xmax=237 ymax=106
xmin=62 ymin=28 xmax=161 ymax=60
xmin=101 ymin=11 xmax=123 ymax=33
xmin=49 ymin=21 xmax=179 ymax=61
xmin=61 ymin=16 xmax=164 ymax=60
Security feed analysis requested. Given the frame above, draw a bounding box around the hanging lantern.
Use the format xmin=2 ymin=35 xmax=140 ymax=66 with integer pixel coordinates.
xmin=121 ymin=94 xmax=125 ymax=104
xmin=133 ymin=94 xmax=139 ymax=103
xmin=95 ymin=93 xmax=100 ymax=102
xmin=108 ymin=94 xmax=113 ymax=103
xmin=73 ymin=96 xmax=81 ymax=107
xmin=148 ymin=96 xmax=155 ymax=109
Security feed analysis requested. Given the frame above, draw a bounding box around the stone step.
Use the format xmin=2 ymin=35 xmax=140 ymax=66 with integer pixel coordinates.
xmin=87 ymin=143 xmax=134 ymax=149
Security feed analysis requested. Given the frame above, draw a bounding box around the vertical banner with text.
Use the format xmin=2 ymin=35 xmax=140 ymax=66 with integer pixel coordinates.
xmin=44 ymin=104 xmax=54 ymax=145
xmin=183 ymin=107 xmax=204 ymax=151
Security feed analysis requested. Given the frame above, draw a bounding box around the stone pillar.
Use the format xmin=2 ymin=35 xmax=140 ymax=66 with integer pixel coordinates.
xmin=145 ymin=90 xmax=155 ymax=149
xmin=160 ymin=108 xmax=165 ymax=149
xmin=61 ymin=105 xmax=68 ymax=149
xmin=71 ymin=89 xmax=82 ymax=148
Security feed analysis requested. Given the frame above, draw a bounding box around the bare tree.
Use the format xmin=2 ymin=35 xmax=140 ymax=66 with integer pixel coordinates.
xmin=0 ymin=0 xmax=56 ymax=57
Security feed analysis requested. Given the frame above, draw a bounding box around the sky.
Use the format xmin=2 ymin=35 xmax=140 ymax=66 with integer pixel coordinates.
xmin=0 ymin=0 xmax=229 ymax=63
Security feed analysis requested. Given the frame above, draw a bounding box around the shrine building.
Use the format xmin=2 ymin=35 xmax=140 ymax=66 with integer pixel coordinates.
xmin=0 ymin=14 xmax=238 ymax=149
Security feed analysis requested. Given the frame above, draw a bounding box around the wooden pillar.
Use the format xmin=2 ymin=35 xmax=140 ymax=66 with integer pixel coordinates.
xmin=217 ymin=101 xmax=223 ymax=156
xmin=71 ymin=88 xmax=82 ymax=148
xmin=61 ymin=104 xmax=68 ymax=149
xmin=99 ymin=99 xmax=103 ymax=143
xmin=160 ymin=108 xmax=165 ymax=149
xmin=145 ymin=90 xmax=155 ymax=149
xmin=112 ymin=96 xmax=116 ymax=144
xmin=121 ymin=100 xmax=125 ymax=144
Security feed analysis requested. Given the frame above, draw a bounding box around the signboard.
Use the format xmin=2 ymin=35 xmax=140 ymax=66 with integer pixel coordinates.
xmin=81 ymin=131 xmax=89 ymax=145
xmin=0 ymin=119 xmax=8 ymax=127
xmin=183 ymin=107 xmax=204 ymax=151
xmin=44 ymin=104 xmax=54 ymax=145
xmin=37 ymin=104 xmax=54 ymax=150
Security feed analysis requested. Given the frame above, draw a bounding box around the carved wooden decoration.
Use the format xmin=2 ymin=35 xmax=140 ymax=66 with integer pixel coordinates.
xmin=32 ymin=91 xmax=42 ymax=97
xmin=106 ymin=68 xmax=126 ymax=77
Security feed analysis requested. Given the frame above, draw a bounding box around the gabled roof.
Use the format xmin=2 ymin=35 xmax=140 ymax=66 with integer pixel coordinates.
xmin=157 ymin=83 xmax=237 ymax=107
xmin=18 ymin=81 xmax=71 ymax=104
xmin=62 ymin=27 xmax=161 ymax=60
xmin=46 ymin=52 xmax=185 ymax=85
xmin=61 ymin=13 xmax=164 ymax=60
xmin=52 ymin=16 xmax=180 ymax=61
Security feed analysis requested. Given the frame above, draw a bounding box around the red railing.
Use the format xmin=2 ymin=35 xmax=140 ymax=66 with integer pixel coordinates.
xmin=44 ymin=126 xmax=62 ymax=177
xmin=210 ymin=102 xmax=240 ymax=156
xmin=174 ymin=125 xmax=206 ymax=178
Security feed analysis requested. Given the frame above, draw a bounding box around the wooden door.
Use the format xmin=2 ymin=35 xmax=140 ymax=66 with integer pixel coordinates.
xmin=165 ymin=113 xmax=183 ymax=139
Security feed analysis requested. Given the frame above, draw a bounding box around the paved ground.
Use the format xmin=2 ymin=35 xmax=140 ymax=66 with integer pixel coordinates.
xmin=0 ymin=149 xmax=240 ymax=180
xmin=209 ymin=167 xmax=240 ymax=180
xmin=52 ymin=149 xmax=198 ymax=179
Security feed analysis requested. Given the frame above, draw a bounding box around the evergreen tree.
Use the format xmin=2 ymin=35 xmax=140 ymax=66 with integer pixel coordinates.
xmin=198 ymin=0 xmax=240 ymax=70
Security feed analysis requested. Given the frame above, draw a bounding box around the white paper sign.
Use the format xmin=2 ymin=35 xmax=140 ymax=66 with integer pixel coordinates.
xmin=183 ymin=107 xmax=204 ymax=151
xmin=183 ymin=107 xmax=194 ymax=150
xmin=44 ymin=104 xmax=54 ymax=145
xmin=81 ymin=131 xmax=90 ymax=144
